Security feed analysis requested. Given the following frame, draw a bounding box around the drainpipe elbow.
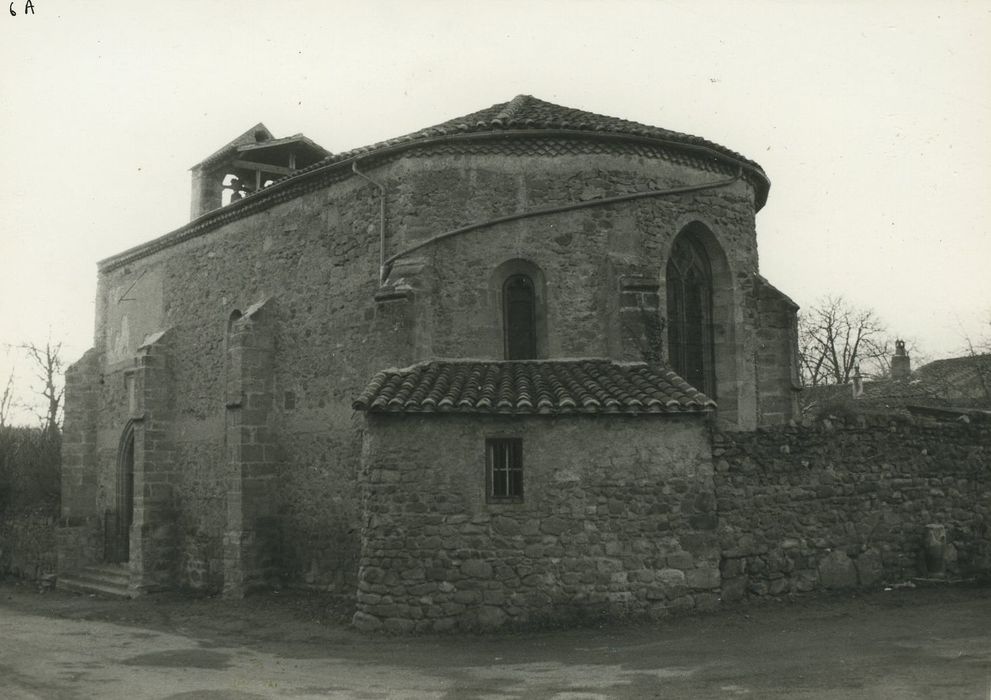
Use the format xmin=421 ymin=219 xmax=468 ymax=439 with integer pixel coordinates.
xmin=352 ymin=161 xmax=388 ymax=286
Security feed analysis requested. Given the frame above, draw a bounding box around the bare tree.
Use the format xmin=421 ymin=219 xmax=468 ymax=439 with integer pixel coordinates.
xmin=17 ymin=341 xmax=65 ymax=433
xmin=0 ymin=370 xmax=14 ymax=428
xmin=960 ymin=310 xmax=991 ymax=401
xmin=798 ymin=296 xmax=891 ymax=387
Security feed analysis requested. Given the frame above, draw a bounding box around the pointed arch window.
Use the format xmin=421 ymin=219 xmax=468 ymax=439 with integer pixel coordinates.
xmin=503 ymin=274 xmax=537 ymax=360
xmin=666 ymin=234 xmax=715 ymax=396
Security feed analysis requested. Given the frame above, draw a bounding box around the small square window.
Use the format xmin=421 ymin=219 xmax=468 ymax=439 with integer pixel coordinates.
xmin=487 ymin=438 xmax=523 ymax=502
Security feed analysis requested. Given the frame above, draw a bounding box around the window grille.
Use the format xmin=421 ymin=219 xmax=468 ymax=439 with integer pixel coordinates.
xmin=486 ymin=438 xmax=523 ymax=501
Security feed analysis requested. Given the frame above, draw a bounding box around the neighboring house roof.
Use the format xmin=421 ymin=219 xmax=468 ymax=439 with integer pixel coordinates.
xmin=803 ymin=378 xmax=944 ymax=413
xmin=353 ymin=359 xmax=716 ymax=415
xmin=802 ymin=353 xmax=991 ymax=416
xmin=913 ymin=354 xmax=991 ymax=388
xmin=99 ymin=95 xmax=769 ymax=272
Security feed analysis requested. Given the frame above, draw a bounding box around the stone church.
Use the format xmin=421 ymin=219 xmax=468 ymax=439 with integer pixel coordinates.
xmin=58 ymin=95 xmax=800 ymax=629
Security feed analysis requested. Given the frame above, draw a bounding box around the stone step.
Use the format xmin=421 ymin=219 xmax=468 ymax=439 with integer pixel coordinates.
xmin=62 ymin=567 xmax=130 ymax=584
xmin=71 ymin=570 xmax=131 ymax=588
xmin=58 ymin=576 xmax=132 ymax=599
xmin=57 ymin=565 xmax=133 ymax=599
xmin=79 ymin=564 xmax=131 ymax=583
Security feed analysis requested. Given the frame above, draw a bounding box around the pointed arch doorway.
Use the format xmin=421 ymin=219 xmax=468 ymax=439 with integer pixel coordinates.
xmin=106 ymin=423 xmax=135 ymax=563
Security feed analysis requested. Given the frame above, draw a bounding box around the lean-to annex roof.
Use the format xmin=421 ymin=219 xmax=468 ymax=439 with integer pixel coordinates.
xmin=353 ymin=359 xmax=716 ymax=415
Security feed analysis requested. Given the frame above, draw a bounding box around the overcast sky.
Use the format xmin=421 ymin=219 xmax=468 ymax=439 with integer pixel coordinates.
xmin=1 ymin=0 xmax=989 ymax=424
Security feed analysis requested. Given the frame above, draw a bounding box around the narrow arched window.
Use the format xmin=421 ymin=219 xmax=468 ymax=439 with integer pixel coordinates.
xmin=504 ymin=274 xmax=537 ymax=360
xmin=666 ymin=234 xmax=715 ymax=396
xmin=227 ymin=310 xmax=242 ymax=339
xmin=225 ymin=310 xmax=243 ymax=408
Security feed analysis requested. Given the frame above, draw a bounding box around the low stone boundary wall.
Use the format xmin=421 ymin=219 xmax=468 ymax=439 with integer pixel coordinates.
xmin=0 ymin=511 xmax=57 ymax=580
xmin=715 ymin=417 xmax=990 ymax=602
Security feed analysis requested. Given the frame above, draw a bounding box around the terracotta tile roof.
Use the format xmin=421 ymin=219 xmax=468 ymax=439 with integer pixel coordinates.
xmin=866 ymin=379 xmax=943 ymax=401
xmin=353 ymin=359 xmax=715 ymax=415
xmin=803 ymin=379 xmax=937 ymax=408
xmin=308 ymin=95 xmax=765 ymax=181
xmin=801 ymin=376 xmax=991 ymax=417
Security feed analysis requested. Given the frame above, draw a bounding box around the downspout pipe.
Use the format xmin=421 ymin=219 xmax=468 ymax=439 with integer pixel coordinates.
xmin=382 ymin=168 xmax=743 ymax=278
xmin=352 ymin=161 xmax=387 ymax=284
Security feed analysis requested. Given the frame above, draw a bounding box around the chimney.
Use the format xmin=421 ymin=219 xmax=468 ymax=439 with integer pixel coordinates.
xmin=891 ymin=339 xmax=911 ymax=380
xmin=852 ymin=365 xmax=864 ymax=398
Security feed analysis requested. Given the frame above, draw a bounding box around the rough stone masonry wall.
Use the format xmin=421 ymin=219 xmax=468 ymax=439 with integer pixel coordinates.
xmin=715 ymin=417 xmax=991 ymax=602
xmin=74 ymin=140 xmax=784 ymax=593
xmin=397 ymin=153 xmax=757 ymax=359
xmin=395 ymin=150 xmax=768 ymax=426
xmin=354 ymin=412 xmax=989 ymax=632
xmin=79 ymin=143 xmax=767 ymax=592
xmin=754 ymin=278 xmax=799 ymax=425
xmin=354 ymin=414 xmax=720 ymax=633
xmin=88 ymin=176 xmax=398 ymax=592
xmin=59 ymin=347 xmax=102 ymax=573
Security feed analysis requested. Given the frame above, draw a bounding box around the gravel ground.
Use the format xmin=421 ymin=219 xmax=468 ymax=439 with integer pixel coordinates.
xmin=1 ymin=579 xmax=989 ymax=699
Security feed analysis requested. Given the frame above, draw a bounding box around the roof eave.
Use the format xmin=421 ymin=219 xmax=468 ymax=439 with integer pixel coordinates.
xmin=356 ymin=406 xmax=715 ymax=416
xmin=99 ymin=129 xmax=769 ymax=272
xmin=236 ymin=134 xmax=331 ymax=159
xmin=755 ymin=274 xmax=800 ymax=309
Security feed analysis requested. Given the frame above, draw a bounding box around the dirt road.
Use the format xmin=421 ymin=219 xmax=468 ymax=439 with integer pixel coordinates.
xmin=1 ymin=582 xmax=989 ymax=699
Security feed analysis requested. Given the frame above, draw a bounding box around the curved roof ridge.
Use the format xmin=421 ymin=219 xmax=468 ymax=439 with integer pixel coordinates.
xmin=493 ymin=94 xmax=529 ymax=124
xmin=303 ymin=94 xmax=765 ymax=176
